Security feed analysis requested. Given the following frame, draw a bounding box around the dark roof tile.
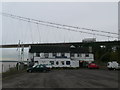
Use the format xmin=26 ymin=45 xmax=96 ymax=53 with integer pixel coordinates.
xmin=29 ymin=45 xmax=90 ymax=53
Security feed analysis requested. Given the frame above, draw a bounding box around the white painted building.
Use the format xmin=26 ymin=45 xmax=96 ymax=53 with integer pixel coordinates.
xmin=28 ymin=45 xmax=94 ymax=68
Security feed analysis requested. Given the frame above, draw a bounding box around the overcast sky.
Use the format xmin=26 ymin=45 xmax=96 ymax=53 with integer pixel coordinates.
xmin=2 ymin=2 xmax=118 ymax=44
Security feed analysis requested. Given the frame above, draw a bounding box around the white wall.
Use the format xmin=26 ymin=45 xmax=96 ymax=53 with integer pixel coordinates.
xmin=28 ymin=52 xmax=94 ymax=67
xmin=49 ymin=53 xmax=53 ymax=58
xmin=71 ymin=60 xmax=79 ymax=67
xmin=34 ymin=57 xmax=79 ymax=67
xmin=28 ymin=53 xmax=34 ymax=61
xmin=65 ymin=53 xmax=70 ymax=58
xmin=40 ymin=53 xmax=44 ymax=58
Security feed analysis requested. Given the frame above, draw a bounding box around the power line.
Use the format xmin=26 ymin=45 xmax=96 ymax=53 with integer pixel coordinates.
xmin=28 ymin=21 xmax=33 ymax=43
xmin=17 ymin=18 xmax=119 ymax=38
xmin=1 ymin=12 xmax=118 ymax=39
xmin=1 ymin=12 xmax=119 ymax=36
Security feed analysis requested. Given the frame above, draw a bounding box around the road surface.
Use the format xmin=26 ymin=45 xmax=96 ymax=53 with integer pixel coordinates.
xmin=2 ymin=69 xmax=119 ymax=88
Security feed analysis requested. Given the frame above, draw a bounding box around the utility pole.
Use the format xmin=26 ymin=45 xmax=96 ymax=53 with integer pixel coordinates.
xmin=21 ymin=42 xmax=24 ymax=62
xmin=17 ymin=40 xmax=20 ymax=70
xmin=20 ymin=42 xmax=24 ymax=70
xmin=17 ymin=41 xmax=24 ymax=70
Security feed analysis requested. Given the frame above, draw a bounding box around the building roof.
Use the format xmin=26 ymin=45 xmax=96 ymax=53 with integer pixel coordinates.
xmin=29 ymin=45 xmax=90 ymax=53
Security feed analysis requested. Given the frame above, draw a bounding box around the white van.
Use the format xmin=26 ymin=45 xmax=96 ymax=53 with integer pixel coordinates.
xmin=107 ymin=61 xmax=120 ymax=70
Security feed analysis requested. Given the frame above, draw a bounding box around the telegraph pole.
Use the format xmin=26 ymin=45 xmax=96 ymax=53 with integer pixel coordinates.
xmin=17 ymin=40 xmax=20 ymax=70
xmin=21 ymin=42 xmax=24 ymax=62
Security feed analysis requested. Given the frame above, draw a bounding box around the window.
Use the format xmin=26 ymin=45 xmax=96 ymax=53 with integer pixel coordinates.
xmin=40 ymin=65 xmax=43 ymax=68
xmin=61 ymin=53 xmax=65 ymax=57
xmin=36 ymin=53 xmax=40 ymax=57
xmin=100 ymin=45 xmax=106 ymax=48
xmin=71 ymin=53 xmax=74 ymax=57
xmin=36 ymin=65 xmax=39 ymax=68
xmin=56 ymin=61 xmax=59 ymax=65
xmin=66 ymin=61 xmax=70 ymax=65
xmin=61 ymin=61 xmax=64 ymax=65
xmin=34 ymin=61 xmax=38 ymax=63
xmin=85 ymin=54 xmax=89 ymax=57
xmin=53 ymin=53 xmax=56 ymax=57
xmin=31 ymin=58 xmax=34 ymax=62
xmin=50 ymin=61 xmax=54 ymax=65
xmin=77 ymin=53 xmax=82 ymax=57
xmin=44 ymin=53 xmax=49 ymax=58
xmin=80 ymin=54 xmax=82 ymax=57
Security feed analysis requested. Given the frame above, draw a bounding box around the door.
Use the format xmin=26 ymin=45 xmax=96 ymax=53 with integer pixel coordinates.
xmin=79 ymin=61 xmax=84 ymax=68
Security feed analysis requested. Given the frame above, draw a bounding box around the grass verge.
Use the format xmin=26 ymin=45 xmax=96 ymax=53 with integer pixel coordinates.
xmin=2 ymin=67 xmax=26 ymax=79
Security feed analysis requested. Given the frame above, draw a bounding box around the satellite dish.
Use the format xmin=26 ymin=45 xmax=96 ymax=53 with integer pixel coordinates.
xmin=70 ymin=45 xmax=75 ymax=48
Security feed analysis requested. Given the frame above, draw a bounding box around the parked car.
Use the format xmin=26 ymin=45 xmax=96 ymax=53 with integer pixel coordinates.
xmin=45 ymin=64 xmax=52 ymax=71
xmin=27 ymin=64 xmax=49 ymax=73
xmin=107 ymin=61 xmax=120 ymax=70
xmin=88 ymin=63 xmax=99 ymax=69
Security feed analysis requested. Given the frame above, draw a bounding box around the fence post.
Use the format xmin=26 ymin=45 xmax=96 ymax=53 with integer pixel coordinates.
xmin=9 ymin=64 xmax=10 ymax=70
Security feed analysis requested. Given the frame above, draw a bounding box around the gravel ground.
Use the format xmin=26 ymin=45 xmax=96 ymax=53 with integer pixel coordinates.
xmin=2 ymin=69 xmax=119 ymax=88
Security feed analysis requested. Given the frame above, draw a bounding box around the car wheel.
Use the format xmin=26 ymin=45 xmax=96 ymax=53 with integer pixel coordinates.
xmin=29 ymin=70 xmax=32 ymax=73
xmin=43 ymin=70 xmax=47 ymax=73
xmin=108 ymin=68 xmax=112 ymax=70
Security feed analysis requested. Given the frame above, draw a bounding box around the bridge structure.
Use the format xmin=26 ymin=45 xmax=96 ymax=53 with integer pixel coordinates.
xmin=0 ymin=12 xmax=120 ymax=49
xmin=0 ymin=41 xmax=120 ymax=48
